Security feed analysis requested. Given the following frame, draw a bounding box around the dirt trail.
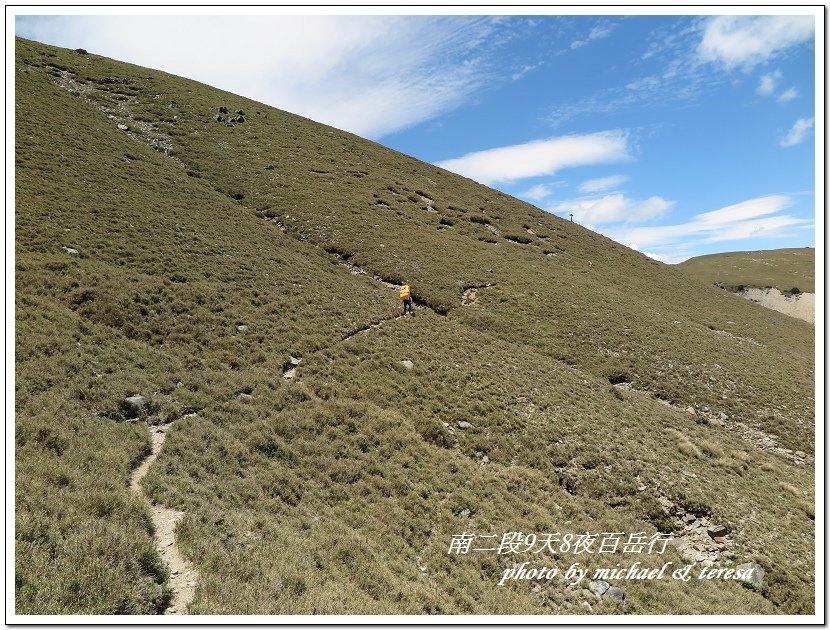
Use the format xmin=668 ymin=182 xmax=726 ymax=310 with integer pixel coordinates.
xmin=130 ymin=425 xmax=198 ymax=615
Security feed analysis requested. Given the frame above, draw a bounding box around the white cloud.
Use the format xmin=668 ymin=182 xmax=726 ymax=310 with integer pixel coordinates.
xmin=435 ymin=131 xmax=630 ymax=186
xmin=571 ymin=23 xmax=614 ymax=49
xmin=777 ymin=87 xmax=798 ymax=103
xmin=511 ymin=63 xmax=541 ymax=81
xmin=15 ymin=15 xmax=504 ymax=139
xmin=550 ymin=194 xmax=674 ymax=228
xmin=578 ymin=174 xmax=628 ymax=193
xmin=605 ymin=195 xmax=810 ymax=251
xmin=756 ymin=70 xmax=782 ymax=96
xmin=520 ymin=184 xmax=554 ymax=202
xmin=780 ymin=117 xmax=815 ymax=147
xmin=698 ymin=16 xmax=814 ymax=70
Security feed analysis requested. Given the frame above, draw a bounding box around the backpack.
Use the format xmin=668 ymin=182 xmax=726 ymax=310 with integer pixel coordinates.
xmin=399 ymin=285 xmax=411 ymax=301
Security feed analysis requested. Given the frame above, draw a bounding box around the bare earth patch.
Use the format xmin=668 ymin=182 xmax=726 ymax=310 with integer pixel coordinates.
xmin=738 ymin=288 xmax=814 ymax=325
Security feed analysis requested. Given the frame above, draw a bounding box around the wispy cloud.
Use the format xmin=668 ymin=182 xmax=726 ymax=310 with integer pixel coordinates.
xmin=605 ymin=195 xmax=812 ymax=256
xmin=550 ymin=194 xmax=674 ymax=228
xmin=697 ymin=16 xmax=815 ymax=70
xmin=578 ymin=174 xmax=628 ymax=194
xmin=519 ymin=184 xmax=555 ymax=202
xmin=756 ymin=70 xmax=782 ymax=96
xmin=777 ymin=87 xmax=798 ymax=103
xmin=780 ymin=117 xmax=815 ymax=147
xmin=570 ymin=22 xmax=615 ymax=50
xmin=549 ymin=15 xmax=813 ymax=129
xmin=15 ymin=15 xmax=510 ymax=139
xmin=435 ymin=131 xmax=630 ymax=186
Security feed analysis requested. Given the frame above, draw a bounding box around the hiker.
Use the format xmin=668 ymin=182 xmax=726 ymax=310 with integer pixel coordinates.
xmin=400 ymin=284 xmax=413 ymax=314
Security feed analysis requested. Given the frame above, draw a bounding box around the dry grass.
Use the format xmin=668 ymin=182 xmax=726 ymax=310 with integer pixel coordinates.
xmin=14 ymin=37 xmax=815 ymax=616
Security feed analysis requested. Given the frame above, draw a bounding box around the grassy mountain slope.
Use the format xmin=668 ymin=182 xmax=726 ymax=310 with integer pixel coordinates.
xmin=15 ymin=38 xmax=815 ymax=615
xmin=678 ymin=248 xmax=815 ymax=294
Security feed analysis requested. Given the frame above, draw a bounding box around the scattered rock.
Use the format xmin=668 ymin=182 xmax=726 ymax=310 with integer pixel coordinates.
xmin=605 ymin=586 xmax=626 ymax=604
xmin=588 ymin=580 xmax=610 ymax=597
xmin=457 ymin=421 xmax=472 ymax=430
xmin=218 ymin=106 xmax=229 ymax=114
xmin=62 ymin=246 xmax=79 ymax=255
xmin=283 ymin=368 xmax=297 ymax=380
xmin=707 ymin=524 xmax=728 ymax=538
xmin=289 ymin=356 xmax=301 ymax=367
xmin=74 ymin=48 xmax=88 ymax=55
xmin=400 ymin=359 xmax=414 ymax=370
xmin=736 ymin=563 xmax=764 ymax=589
xmin=795 ymin=450 xmax=806 ymax=458
xmin=123 ymin=394 xmax=146 ymax=411
xmin=237 ymin=393 xmax=253 ymax=401
xmin=236 ymin=324 xmax=249 ymax=333
xmin=117 ymin=124 xmax=129 ymax=131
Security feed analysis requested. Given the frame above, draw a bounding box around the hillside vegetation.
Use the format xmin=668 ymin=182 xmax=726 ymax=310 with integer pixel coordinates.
xmin=15 ymin=38 xmax=815 ymax=616
xmin=678 ymin=248 xmax=815 ymax=294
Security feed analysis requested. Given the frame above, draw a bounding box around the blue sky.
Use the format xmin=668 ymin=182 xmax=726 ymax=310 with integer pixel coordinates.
xmin=14 ymin=10 xmax=820 ymax=263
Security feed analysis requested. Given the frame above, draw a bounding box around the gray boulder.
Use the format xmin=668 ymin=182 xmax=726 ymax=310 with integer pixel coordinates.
xmin=737 ymin=562 xmax=765 ymax=589
xmin=400 ymin=360 xmax=414 ymax=370
xmin=605 ymin=586 xmax=626 ymax=604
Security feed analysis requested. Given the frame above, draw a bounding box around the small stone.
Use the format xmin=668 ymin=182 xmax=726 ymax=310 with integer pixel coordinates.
xmin=683 ymin=513 xmax=697 ymax=523
xmin=457 ymin=421 xmax=472 ymax=429
xmin=736 ymin=562 xmax=764 ymax=588
xmin=62 ymin=246 xmax=79 ymax=255
xmin=236 ymin=324 xmax=249 ymax=333
xmin=400 ymin=360 xmax=414 ymax=370
xmin=588 ymin=580 xmax=609 ymax=596
xmin=701 ymin=559 xmax=715 ymax=568
xmin=480 ymin=454 xmax=490 ymax=465
xmin=795 ymin=450 xmax=806 ymax=458
xmin=458 ymin=508 xmax=470 ymax=518
xmin=237 ymin=393 xmax=253 ymax=401
xmin=289 ymin=356 xmax=301 ymax=367
xmin=117 ymin=124 xmax=129 ymax=131
xmin=124 ymin=394 xmax=146 ymax=409
xmin=605 ymin=586 xmax=626 ymax=604
xmin=580 ymin=601 xmax=593 ymax=612
xmin=708 ymin=524 xmax=728 ymax=538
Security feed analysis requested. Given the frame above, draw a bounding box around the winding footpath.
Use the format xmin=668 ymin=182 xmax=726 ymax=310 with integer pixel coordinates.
xmin=129 ymin=425 xmax=198 ymax=615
